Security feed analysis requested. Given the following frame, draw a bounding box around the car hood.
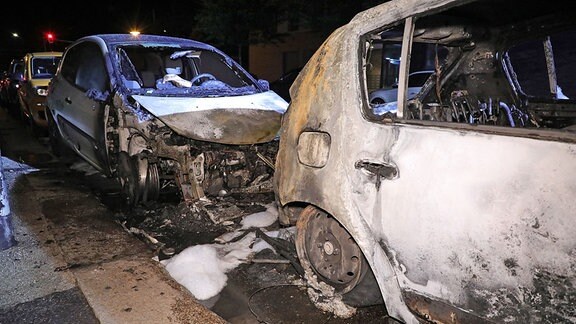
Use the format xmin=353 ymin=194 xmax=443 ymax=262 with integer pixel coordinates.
xmin=132 ymin=91 xmax=288 ymax=145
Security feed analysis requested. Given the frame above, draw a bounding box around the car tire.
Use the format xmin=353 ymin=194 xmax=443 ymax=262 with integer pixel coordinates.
xmin=295 ymin=205 xmax=384 ymax=307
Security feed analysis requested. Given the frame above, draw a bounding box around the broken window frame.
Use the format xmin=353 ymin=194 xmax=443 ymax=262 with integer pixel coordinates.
xmin=361 ymin=7 xmax=576 ymax=135
xmin=505 ymin=35 xmax=566 ymax=100
xmin=396 ymin=16 xmax=415 ymax=119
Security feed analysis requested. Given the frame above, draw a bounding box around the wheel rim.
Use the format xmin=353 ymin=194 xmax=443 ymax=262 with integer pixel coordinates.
xmin=118 ymin=153 xmax=160 ymax=207
xmin=143 ymin=162 xmax=160 ymax=202
xmin=118 ymin=152 xmax=139 ymax=208
xmin=296 ymin=206 xmax=365 ymax=294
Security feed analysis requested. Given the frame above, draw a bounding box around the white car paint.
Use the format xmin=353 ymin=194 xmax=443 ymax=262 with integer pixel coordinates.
xmin=274 ymin=0 xmax=576 ymax=322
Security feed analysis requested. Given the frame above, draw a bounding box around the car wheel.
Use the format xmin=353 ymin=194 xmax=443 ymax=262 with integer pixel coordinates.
xmin=117 ymin=152 xmax=161 ymax=209
xmin=295 ymin=205 xmax=383 ymax=307
xmin=371 ymin=98 xmax=385 ymax=105
xmin=132 ymin=155 xmax=160 ymax=203
xmin=117 ymin=152 xmax=140 ymax=209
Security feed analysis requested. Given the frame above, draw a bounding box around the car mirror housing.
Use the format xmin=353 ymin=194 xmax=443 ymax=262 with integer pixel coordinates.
xmin=257 ymin=79 xmax=270 ymax=91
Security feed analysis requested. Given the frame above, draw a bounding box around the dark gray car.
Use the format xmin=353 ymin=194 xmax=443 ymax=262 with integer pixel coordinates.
xmin=0 ymin=58 xmax=24 ymax=113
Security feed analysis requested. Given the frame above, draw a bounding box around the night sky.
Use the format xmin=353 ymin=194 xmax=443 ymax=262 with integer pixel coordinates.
xmin=0 ymin=2 xmax=197 ymax=68
xmin=0 ymin=1 xmax=387 ymax=70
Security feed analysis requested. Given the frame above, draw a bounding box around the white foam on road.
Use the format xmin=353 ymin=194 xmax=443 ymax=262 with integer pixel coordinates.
xmin=160 ymin=202 xmax=295 ymax=301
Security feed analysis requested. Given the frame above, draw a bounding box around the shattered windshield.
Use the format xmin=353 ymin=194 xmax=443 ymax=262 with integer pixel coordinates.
xmin=117 ymin=45 xmax=259 ymax=97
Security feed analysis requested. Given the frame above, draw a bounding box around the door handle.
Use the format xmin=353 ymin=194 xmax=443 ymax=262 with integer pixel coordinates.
xmin=355 ymin=160 xmax=399 ymax=189
xmin=65 ymin=97 xmax=72 ymax=104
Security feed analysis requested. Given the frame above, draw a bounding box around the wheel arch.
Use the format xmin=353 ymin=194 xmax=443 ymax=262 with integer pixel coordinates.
xmin=280 ymin=200 xmax=419 ymax=323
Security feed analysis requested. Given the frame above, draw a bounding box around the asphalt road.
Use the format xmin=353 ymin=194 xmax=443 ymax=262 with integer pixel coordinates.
xmin=0 ymin=107 xmax=226 ymax=324
xmin=0 ymin=105 xmax=395 ymax=323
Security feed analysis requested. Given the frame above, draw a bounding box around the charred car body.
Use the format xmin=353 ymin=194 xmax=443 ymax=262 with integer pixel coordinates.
xmin=47 ymin=34 xmax=287 ymax=215
xmin=275 ymin=0 xmax=576 ymax=323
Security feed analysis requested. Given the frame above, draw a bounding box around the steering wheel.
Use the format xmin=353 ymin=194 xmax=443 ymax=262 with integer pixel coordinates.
xmin=190 ymin=73 xmax=217 ymax=85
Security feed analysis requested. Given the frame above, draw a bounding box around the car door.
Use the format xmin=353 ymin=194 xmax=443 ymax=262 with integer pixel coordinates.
xmin=356 ymin=14 xmax=576 ymax=320
xmin=50 ymin=41 xmax=111 ymax=174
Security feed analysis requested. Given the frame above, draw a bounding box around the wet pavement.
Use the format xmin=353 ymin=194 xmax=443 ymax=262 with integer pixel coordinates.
xmin=0 ymin=107 xmax=226 ymax=324
xmin=0 ymin=204 xmax=16 ymax=250
xmin=0 ymin=106 xmax=396 ymax=323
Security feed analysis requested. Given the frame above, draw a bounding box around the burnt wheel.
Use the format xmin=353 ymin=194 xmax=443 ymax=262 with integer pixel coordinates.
xmin=118 ymin=152 xmax=140 ymax=209
xmin=143 ymin=162 xmax=160 ymax=202
xmin=117 ymin=152 xmax=160 ymax=209
xmin=296 ymin=206 xmax=383 ymax=307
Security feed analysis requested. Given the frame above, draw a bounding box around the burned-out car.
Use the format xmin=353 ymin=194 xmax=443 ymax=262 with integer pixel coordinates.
xmin=275 ymin=0 xmax=576 ymax=323
xmin=46 ymin=34 xmax=287 ymax=213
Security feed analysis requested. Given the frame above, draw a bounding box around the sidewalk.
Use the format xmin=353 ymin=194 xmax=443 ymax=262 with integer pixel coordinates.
xmin=0 ymin=108 xmax=227 ymax=323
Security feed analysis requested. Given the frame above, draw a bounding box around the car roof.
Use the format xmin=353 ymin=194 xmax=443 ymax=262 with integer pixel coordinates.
xmin=25 ymin=52 xmax=63 ymax=57
xmin=75 ymin=34 xmax=217 ymax=52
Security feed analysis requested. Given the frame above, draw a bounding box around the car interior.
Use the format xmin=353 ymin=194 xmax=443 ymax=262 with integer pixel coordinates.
xmin=364 ymin=1 xmax=576 ymax=132
xmin=121 ymin=47 xmax=255 ymax=91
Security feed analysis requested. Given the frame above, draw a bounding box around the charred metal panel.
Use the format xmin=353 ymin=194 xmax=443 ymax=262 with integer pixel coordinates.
xmin=155 ymin=109 xmax=282 ymax=145
xmin=404 ymin=290 xmax=491 ymax=324
xmin=131 ymin=92 xmax=285 ymax=144
xmin=352 ymin=125 xmax=576 ymax=322
xmin=275 ymin=0 xmax=576 ymax=323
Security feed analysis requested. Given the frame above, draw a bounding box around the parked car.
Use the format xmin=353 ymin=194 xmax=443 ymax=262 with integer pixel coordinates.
xmin=46 ymin=34 xmax=288 ymax=211
xmin=275 ymin=0 xmax=576 ymax=323
xmin=368 ymin=70 xmax=434 ymax=104
xmin=0 ymin=58 xmax=24 ymax=114
xmin=18 ymin=51 xmax=62 ymax=135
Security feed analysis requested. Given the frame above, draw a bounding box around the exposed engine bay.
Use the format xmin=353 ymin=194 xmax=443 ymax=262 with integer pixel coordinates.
xmin=105 ymin=93 xmax=279 ymax=223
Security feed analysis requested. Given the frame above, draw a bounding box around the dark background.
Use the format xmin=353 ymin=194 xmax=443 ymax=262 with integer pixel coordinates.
xmin=0 ymin=0 xmax=387 ymax=70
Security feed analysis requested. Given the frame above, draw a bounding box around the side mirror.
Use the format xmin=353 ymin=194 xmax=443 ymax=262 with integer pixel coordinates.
xmin=257 ymin=79 xmax=270 ymax=91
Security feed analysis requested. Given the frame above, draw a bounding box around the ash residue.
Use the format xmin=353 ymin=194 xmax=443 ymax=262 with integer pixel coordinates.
xmin=525 ymin=270 xmax=576 ymax=323
xmin=504 ymin=258 xmax=518 ymax=276
xmin=470 ymin=269 xmax=576 ymax=323
xmin=119 ymin=192 xmax=275 ymax=253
